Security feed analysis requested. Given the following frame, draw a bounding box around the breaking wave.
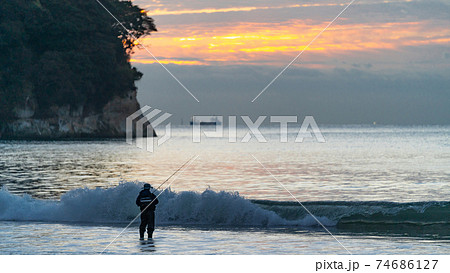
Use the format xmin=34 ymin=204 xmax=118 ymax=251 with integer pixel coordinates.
xmin=0 ymin=182 xmax=331 ymax=226
xmin=0 ymin=182 xmax=448 ymax=235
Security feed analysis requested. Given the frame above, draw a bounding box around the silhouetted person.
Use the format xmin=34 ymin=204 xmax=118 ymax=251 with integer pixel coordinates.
xmin=136 ymin=183 xmax=159 ymax=239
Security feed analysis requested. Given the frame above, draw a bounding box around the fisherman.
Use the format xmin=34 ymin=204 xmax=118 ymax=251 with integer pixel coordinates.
xmin=136 ymin=183 xmax=159 ymax=239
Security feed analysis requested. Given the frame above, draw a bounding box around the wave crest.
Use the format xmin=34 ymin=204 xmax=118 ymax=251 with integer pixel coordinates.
xmin=1 ymin=182 xmax=447 ymax=231
xmin=0 ymin=182 xmax=329 ymax=226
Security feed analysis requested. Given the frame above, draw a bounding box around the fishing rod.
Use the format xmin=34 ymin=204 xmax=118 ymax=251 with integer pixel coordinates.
xmin=101 ymin=156 xmax=197 ymax=254
xmin=151 ymin=155 xmax=196 ymax=194
xmin=138 ymin=155 xmax=196 ymax=213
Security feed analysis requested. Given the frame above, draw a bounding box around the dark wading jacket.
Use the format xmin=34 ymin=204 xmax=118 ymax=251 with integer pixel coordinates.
xmin=136 ymin=189 xmax=159 ymax=211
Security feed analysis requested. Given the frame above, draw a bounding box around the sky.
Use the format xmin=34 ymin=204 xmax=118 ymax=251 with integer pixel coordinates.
xmin=130 ymin=0 xmax=450 ymax=125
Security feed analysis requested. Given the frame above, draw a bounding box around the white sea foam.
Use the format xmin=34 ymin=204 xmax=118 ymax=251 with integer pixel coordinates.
xmin=0 ymin=182 xmax=335 ymax=227
xmin=3 ymin=182 xmax=443 ymax=227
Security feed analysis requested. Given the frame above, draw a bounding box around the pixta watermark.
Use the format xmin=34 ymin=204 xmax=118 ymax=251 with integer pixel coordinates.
xmin=192 ymin=115 xmax=325 ymax=143
xmin=126 ymin=106 xmax=325 ymax=152
xmin=126 ymin=105 xmax=172 ymax=152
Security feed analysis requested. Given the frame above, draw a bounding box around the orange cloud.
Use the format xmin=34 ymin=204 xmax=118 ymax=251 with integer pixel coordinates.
xmin=147 ymin=3 xmax=343 ymax=16
xmin=130 ymin=58 xmax=207 ymax=66
xmin=132 ymin=19 xmax=450 ymax=66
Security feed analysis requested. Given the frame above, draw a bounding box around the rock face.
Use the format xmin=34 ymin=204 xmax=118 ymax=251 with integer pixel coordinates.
xmin=0 ymin=91 xmax=156 ymax=139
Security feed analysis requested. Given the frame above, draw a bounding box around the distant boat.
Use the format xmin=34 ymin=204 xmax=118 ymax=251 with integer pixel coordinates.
xmin=190 ymin=116 xmax=222 ymax=126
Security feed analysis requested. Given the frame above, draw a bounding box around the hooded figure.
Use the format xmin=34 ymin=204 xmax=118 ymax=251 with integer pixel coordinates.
xmin=136 ymin=183 xmax=159 ymax=239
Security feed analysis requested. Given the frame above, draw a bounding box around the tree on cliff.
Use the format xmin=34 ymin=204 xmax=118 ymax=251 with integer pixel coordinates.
xmin=0 ymin=0 xmax=156 ymax=121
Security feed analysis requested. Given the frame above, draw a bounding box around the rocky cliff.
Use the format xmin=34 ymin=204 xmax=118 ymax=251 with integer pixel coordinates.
xmin=0 ymin=0 xmax=158 ymax=140
xmin=0 ymin=91 xmax=156 ymax=139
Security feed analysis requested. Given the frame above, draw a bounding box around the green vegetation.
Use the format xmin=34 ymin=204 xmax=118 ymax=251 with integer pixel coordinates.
xmin=0 ymin=0 xmax=156 ymax=120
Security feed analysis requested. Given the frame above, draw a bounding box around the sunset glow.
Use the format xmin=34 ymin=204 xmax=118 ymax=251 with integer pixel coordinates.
xmin=132 ymin=19 xmax=450 ymax=66
xmin=146 ymin=3 xmax=345 ymax=16
xmin=131 ymin=0 xmax=449 ymax=126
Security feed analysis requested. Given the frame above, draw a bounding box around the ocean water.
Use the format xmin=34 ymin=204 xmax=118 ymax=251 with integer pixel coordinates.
xmin=0 ymin=125 xmax=449 ymax=254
